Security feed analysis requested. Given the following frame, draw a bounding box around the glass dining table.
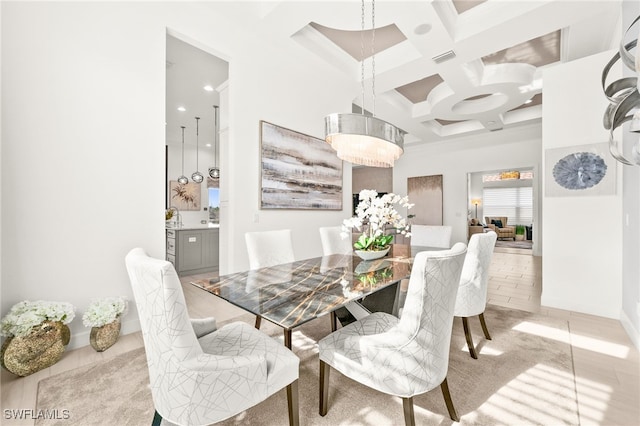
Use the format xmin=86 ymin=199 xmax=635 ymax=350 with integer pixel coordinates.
xmin=190 ymin=245 xmax=435 ymax=348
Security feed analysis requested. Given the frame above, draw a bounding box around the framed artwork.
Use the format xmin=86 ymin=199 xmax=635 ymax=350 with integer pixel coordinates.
xmin=260 ymin=121 xmax=342 ymax=210
xmin=407 ymin=174 xmax=443 ymax=225
xmin=545 ymin=142 xmax=616 ymax=197
xmin=169 ymin=181 xmax=201 ymax=210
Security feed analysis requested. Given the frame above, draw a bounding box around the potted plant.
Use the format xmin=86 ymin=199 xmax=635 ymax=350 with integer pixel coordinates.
xmin=342 ymin=189 xmax=413 ymax=260
xmin=515 ymin=225 xmax=526 ymax=241
xmin=0 ymin=300 xmax=75 ymax=376
xmin=83 ymin=297 xmax=127 ymax=352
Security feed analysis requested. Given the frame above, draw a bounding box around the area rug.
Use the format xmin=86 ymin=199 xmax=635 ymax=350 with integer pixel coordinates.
xmin=495 ymin=239 xmax=533 ymax=250
xmin=36 ymin=305 xmax=578 ymax=425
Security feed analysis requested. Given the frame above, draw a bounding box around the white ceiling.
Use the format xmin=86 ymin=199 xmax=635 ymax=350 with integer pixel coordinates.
xmin=165 ymin=1 xmax=622 ymax=148
xmin=165 ymin=35 xmax=228 ymax=147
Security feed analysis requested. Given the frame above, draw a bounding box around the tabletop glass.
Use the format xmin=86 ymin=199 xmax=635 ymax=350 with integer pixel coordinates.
xmin=191 ymin=245 xmax=438 ymax=331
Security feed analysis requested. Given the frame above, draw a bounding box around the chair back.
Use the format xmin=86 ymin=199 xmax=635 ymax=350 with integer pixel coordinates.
xmin=410 ymin=224 xmax=452 ymax=248
xmin=319 ymin=226 xmax=352 ymax=256
xmin=398 ymin=243 xmax=467 ymax=382
xmin=454 ymin=231 xmax=497 ymax=317
xmin=485 ymin=216 xmax=508 ymax=227
xmin=125 ymin=248 xmax=203 ymax=418
xmin=245 ymin=229 xmax=295 ymax=269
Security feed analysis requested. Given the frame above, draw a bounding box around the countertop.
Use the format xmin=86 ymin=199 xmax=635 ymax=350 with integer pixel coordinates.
xmin=166 ymin=224 xmax=220 ymax=231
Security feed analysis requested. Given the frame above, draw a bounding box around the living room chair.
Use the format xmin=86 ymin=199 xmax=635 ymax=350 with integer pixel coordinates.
xmin=319 ymin=226 xmax=352 ymax=256
xmin=485 ymin=216 xmax=515 ymax=240
xmin=125 ymin=248 xmax=300 ymax=426
xmin=318 ymin=243 xmax=467 ymax=425
xmin=454 ymin=231 xmax=498 ymax=359
xmin=409 ymin=224 xmax=452 ymax=248
xmin=245 ymin=229 xmax=295 ymax=329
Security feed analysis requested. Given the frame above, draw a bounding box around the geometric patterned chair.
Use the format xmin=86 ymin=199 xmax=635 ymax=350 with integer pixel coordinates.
xmin=318 ymin=243 xmax=467 ymax=425
xmin=409 ymin=224 xmax=453 ymax=248
xmin=454 ymin=231 xmax=498 ymax=359
xmin=125 ymin=248 xmax=300 ymax=426
xmin=319 ymin=226 xmax=353 ymax=256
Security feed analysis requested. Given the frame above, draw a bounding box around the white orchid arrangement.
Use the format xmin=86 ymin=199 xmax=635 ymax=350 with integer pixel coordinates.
xmin=342 ymin=189 xmax=414 ymax=251
xmin=82 ymin=297 xmax=128 ymax=328
xmin=0 ymin=300 xmax=76 ymax=338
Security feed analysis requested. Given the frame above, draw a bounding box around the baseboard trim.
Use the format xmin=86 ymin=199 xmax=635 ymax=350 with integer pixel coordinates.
xmin=620 ymin=309 xmax=640 ymax=351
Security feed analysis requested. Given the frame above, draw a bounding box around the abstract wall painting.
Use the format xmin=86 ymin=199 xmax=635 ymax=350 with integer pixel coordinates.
xmin=260 ymin=121 xmax=343 ymax=210
xmin=169 ymin=181 xmax=201 ymax=210
xmin=407 ymin=174 xmax=443 ymax=225
xmin=545 ymin=142 xmax=616 ymax=197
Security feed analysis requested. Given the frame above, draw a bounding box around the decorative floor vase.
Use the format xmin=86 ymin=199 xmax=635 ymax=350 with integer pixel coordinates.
xmin=90 ymin=319 xmax=121 ymax=352
xmin=355 ymin=247 xmax=390 ymax=261
xmin=0 ymin=321 xmax=69 ymax=377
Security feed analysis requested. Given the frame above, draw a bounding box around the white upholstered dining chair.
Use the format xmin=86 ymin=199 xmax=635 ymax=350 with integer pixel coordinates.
xmin=318 ymin=243 xmax=467 ymax=425
xmin=125 ymin=248 xmax=300 ymax=426
xmin=319 ymin=226 xmax=352 ymax=256
xmin=454 ymin=230 xmax=498 ymax=358
xmin=245 ymin=229 xmax=296 ymax=328
xmin=409 ymin=224 xmax=453 ymax=248
xmin=245 ymin=229 xmax=295 ymax=270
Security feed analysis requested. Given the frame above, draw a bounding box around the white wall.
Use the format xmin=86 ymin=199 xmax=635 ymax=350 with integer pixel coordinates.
xmin=620 ymin=0 xmax=640 ymax=348
xmin=541 ymin=50 xmax=623 ymax=319
xmin=1 ymin=2 xmax=353 ymax=348
xmin=393 ymin=125 xmax=542 ymax=252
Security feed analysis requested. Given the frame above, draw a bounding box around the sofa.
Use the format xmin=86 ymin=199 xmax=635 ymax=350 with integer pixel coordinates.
xmin=485 ymin=216 xmax=515 ymax=240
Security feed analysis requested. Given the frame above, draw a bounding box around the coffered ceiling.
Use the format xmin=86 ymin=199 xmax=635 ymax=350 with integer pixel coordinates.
xmin=166 ymin=1 xmax=622 ymax=148
xmin=286 ymin=0 xmax=621 ymax=145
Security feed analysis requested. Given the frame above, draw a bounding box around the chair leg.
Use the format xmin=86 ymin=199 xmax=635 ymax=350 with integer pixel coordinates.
xmin=440 ymin=378 xmax=459 ymax=422
xmin=478 ymin=312 xmax=492 ymax=340
xmin=319 ymin=360 xmax=330 ymax=416
xmin=402 ymin=397 xmax=415 ymax=426
xmin=286 ymin=379 xmax=299 ymax=426
xmin=462 ymin=317 xmax=478 ymax=359
xmin=254 ymin=315 xmax=261 ymax=329
xmin=152 ymin=410 xmax=162 ymax=426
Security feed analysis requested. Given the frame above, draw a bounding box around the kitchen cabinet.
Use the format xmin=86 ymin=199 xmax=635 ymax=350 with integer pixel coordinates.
xmin=166 ymin=228 xmax=219 ymax=276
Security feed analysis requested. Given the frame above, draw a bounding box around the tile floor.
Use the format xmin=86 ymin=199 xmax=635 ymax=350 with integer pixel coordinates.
xmin=1 ymin=248 xmax=638 ymax=425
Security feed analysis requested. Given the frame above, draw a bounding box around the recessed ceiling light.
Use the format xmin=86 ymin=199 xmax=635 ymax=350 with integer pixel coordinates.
xmin=177 ymin=106 xmax=186 ymax=112
xmin=525 ymin=99 xmax=533 ymax=104
xmin=204 ymin=85 xmax=214 ymax=92
xmin=205 ymin=143 xmax=212 ymax=147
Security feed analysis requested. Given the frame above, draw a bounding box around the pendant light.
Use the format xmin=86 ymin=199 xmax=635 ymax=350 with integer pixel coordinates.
xmin=177 ymin=126 xmax=189 ymax=185
xmin=324 ymin=0 xmax=405 ymax=168
xmin=208 ymin=105 xmax=220 ymax=179
xmin=191 ymin=116 xmax=204 ymax=183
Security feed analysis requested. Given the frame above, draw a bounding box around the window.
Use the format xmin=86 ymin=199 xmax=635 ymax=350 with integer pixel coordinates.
xmin=482 ymin=187 xmax=533 ymax=225
xmin=208 ymin=188 xmax=220 ymax=223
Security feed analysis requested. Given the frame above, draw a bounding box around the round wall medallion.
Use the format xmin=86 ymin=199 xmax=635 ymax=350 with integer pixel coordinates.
xmin=552 ymin=152 xmax=607 ymax=190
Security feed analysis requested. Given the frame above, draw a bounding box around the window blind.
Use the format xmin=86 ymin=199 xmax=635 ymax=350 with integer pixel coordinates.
xmin=482 ymin=187 xmax=533 ymax=225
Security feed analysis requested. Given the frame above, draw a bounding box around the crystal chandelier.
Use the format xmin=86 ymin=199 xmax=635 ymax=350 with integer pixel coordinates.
xmin=324 ymin=0 xmax=405 ymax=168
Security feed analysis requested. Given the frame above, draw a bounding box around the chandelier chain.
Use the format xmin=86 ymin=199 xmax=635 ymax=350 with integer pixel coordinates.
xmin=195 ymin=117 xmax=200 ymax=169
xmin=361 ymin=0 xmax=365 ymax=115
xmin=371 ymin=0 xmax=376 ymax=117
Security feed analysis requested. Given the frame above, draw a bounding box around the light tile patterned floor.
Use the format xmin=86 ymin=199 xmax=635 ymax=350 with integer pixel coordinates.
xmin=1 ymin=248 xmax=638 ymax=425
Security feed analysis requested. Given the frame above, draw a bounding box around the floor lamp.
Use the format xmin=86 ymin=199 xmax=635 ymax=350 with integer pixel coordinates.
xmin=471 ymin=198 xmax=481 ymax=221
